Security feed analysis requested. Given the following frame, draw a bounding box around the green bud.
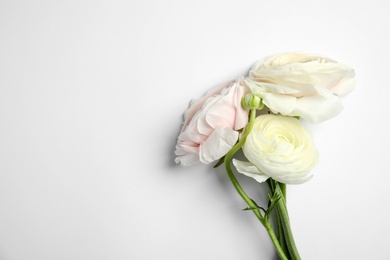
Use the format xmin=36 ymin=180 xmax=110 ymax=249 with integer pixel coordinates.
xmin=242 ymin=93 xmax=264 ymax=110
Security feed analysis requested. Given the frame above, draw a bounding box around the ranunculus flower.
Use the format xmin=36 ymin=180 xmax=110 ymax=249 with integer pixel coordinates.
xmin=233 ymin=114 xmax=318 ymax=184
xmin=245 ymin=52 xmax=355 ymax=123
xmin=175 ymin=78 xmax=249 ymax=166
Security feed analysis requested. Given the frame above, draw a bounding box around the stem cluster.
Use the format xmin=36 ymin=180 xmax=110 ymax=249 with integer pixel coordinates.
xmin=224 ymin=109 xmax=301 ymax=260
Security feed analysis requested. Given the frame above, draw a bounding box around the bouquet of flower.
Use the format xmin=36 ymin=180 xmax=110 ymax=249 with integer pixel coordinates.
xmin=174 ymin=53 xmax=355 ymax=259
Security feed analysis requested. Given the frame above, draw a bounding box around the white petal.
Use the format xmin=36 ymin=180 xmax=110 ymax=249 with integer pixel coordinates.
xmin=294 ymin=95 xmax=343 ymax=123
xmin=247 ymin=80 xmax=301 ymax=95
xmin=332 ymin=76 xmax=355 ymax=96
xmin=232 ymin=159 xmax=269 ymax=183
xmin=199 ymin=128 xmax=238 ymax=164
xmin=262 ymin=93 xmax=297 ymax=115
xmin=313 ymin=84 xmax=335 ymax=98
xmin=244 ymin=79 xmax=267 ymax=94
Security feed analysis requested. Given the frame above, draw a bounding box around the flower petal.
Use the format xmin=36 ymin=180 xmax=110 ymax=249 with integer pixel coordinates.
xmin=233 ymin=81 xmax=250 ymax=130
xmin=294 ymin=94 xmax=343 ymax=123
xmin=205 ymin=99 xmax=236 ymax=130
xmin=332 ymin=76 xmax=355 ymax=96
xmin=246 ymin=79 xmax=302 ymax=95
xmin=199 ymin=127 xmax=238 ymax=164
xmin=175 ymin=153 xmax=199 ymax=167
xmin=182 ymin=80 xmax=233 ymax=130
xmin=232 ymin=159 xmax=269 ymax=183
xmin=262 ymin=93 xmax=297 ymax=115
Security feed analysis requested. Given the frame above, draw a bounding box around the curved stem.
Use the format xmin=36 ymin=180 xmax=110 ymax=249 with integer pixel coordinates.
xmin=224 ymin=110 xmax=260 ymax=220
xmin=224 ymin=110 xmax=288 ymax=260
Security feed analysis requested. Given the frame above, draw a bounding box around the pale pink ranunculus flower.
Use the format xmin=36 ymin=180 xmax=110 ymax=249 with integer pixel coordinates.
xmin=246 ymin=53 xmax=355 ymax=123
xmin=175 ymin=78 xmax=249 ymax=166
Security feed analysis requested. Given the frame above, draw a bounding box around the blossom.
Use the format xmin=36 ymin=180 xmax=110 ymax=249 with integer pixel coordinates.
xmin=175 ymin=78 xmax=249 ymax=166
xmin=246 ymin=52 xmax=355 ymax=123
xmin=233 ymin=114 xmax=318 ymax=184
xmin=173 ymin=52 xmax=356 ymax=259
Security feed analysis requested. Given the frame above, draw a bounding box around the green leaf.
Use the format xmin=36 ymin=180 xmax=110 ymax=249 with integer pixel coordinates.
xmin=267 ymin=194 xmax=281 ymax=213
xmin=243 ymin=199 xmax=266 ymax=214
xmin=213 ymin=156 xmax=225 ymax=168
xmin=243 ymin=206 xmax=266 ymax=212
xmin=263 ymin=192 xmax=282 ymax=222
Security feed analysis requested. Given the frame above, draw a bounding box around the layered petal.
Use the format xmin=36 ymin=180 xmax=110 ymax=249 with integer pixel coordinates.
xmin=200 ymin=127 xmax=238 ymax=164
xmin=293 ymin=94 xmax=343 ymax=124
xmin=262 ymin=93 xmax=297 ymax=115
xmin=232 ymin=159 xmax=269 ymax=183
xmin=241 ymin=114 xmax=318 ymax=184
xmin=246 ymin=52 xmax=355 ymax=123
xmin=175 ymin=78 xmax=249 ymax=166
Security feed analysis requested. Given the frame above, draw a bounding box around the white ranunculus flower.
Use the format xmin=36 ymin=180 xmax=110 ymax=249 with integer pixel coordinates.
xmin=246 ymin=52 xmax=355 ymax=124
xmin=233 ymin=114 xmax=318 ymax=184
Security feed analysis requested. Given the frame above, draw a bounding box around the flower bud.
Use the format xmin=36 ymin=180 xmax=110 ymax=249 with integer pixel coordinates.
xmin=242 ymin=93 xmax=264 ymax=110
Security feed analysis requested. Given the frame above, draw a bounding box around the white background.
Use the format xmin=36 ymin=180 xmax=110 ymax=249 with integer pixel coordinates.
xmin=0 ymin=1 xmax=389 ymax=259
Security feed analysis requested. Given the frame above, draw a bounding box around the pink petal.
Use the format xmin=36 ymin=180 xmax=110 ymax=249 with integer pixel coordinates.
xmin=233 ymin=83 xmax=249 ymax=130
xmin=199 ymin=127 xmax=238 ymax=164
xmin=175 ymin=153 xmax=199 ymax=166
xmin=182 ymin=80 xmax=233 ymax=131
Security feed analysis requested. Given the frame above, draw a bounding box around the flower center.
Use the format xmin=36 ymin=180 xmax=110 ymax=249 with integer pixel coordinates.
xmin=276 ymin=134 xmax=289 ymax=143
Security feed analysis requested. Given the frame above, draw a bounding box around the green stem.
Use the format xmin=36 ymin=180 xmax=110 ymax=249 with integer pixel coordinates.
xmin=276 ymin=209 xmax=291 ymax=259
xmin=267 ymin=180 xmax=290 ymax=259
xmin=224 ymin=110 xmax=259 ymax=219
xmin=279 ymin=182 xmax=287 ymax=201
xmin=265 ymin=223 xmax=289 ymax=260
xmin=274 ymin=182 xmax=301 ymax=260
xmin=224 ymin=110 xmax=288 ymax=260
xmin=276 ymin=182 xmax=291 ymax=259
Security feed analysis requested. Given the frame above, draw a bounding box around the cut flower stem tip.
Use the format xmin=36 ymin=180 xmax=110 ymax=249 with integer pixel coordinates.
xmin=224 ymin=109 xmax=301 ymax=260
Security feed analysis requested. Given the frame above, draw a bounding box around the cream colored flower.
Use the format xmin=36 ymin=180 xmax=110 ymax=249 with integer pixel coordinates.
xmin=233 ymin=114 xmax=318 ymax=184
xmin=246 ymin=53 xmax=355 ymax=123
